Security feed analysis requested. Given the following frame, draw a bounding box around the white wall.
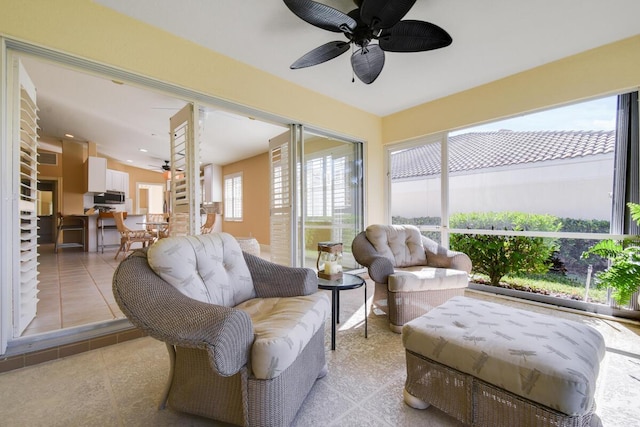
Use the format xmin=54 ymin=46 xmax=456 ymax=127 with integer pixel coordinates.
xmin=392 ymin=155 xmax=614 ymax=221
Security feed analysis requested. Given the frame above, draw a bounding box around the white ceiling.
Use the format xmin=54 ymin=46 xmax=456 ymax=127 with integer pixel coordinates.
xmin=95 ymin=0 xmax=640 ymax=116
xmin=22 ymin=0 xmax=640 ymax=171
xmin=21 ymin=56 xmax=287 ymax=171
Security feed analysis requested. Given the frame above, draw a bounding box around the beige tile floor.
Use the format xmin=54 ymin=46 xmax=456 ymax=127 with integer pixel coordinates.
xmin=2 ymin=280 xmax=640 ymax=426
xmin=23 ymin=244 xmax=127 ymax=336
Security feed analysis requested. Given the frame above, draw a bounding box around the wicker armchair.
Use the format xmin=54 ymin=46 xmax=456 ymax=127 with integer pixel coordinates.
xmin=113 ymin=211 xmax=155 ymax=260
xmin=200 ymin=212 xmax=216 ymax=234
xmin=352 ymin=224 xmax=471 ymax=333
xmin=112 ymin=233 xmax=330 ymax=426
xmin=145 ymin=212 xmax=169 ymax=239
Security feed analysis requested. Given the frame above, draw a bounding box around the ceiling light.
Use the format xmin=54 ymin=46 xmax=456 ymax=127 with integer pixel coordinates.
xmin=139 ymin=148 xmax=148 ymax=152
xmin=126 ymin=159 xmax=133 ymax=163
xmin=64 ymin=133 xmax=74 ymax=138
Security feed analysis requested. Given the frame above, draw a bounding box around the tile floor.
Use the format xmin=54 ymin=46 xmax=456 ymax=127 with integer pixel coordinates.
xmin=24 ymin=243 xmax=126 ymax=336
xmin=10 ymin=243 xmax=640 ymax=425
xmin=2 ymin=282 xmax=640 ymax=426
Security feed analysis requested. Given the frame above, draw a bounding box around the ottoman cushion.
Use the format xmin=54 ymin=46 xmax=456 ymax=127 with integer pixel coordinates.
xmin=402 ymin=296 xmax=605 ymax=416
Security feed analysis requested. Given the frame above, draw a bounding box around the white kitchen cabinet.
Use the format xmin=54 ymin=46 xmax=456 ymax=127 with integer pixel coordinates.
xmin=86 ymin=156 xmax=107 ymax=193
xmin=106 ymin=169 xmax=129 ymax=196
xmin=203 ymin=163 xmax=222 ymax=202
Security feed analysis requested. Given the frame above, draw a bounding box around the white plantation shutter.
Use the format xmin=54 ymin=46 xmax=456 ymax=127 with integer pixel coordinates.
xmin=14 ymin=59 xmax=39 ymax=335
xmin=270 ymin=131 xmax=293 ymax=266
xmin=224 ymin=173 xmax=243 ymax=221
xmin=169 ymin=104 xmax=199 ymax=235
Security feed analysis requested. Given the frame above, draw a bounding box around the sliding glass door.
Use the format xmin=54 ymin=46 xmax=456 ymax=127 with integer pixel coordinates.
xmin=301 ymin=131 xmax=363 ymax=270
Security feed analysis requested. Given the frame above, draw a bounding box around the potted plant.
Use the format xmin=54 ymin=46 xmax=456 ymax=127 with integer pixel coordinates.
xmin=582 ymin=202 xmax=640 ymax=307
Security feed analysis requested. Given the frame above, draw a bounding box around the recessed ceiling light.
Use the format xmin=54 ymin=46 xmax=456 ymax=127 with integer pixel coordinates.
xmin=139 ymin=148 xmax=148 ymax=152
xmin=64 ymin=133 xmax=74 ymax=138
xmin=126 ymin=159 xmax=133 ymax=163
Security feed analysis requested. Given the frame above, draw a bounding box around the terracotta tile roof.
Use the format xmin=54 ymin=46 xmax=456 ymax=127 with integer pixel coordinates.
xmin=391 ymin=130 xmax=615 ymax=179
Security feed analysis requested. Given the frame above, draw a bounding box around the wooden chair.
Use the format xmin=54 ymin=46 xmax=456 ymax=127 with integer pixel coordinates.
xmin=200 ymin=213 xmax=217 ymax=234
xmin=145 ymin=213 xmax=169 ymax=240
xmin=113 ymin=211 xmax=155 ymax=260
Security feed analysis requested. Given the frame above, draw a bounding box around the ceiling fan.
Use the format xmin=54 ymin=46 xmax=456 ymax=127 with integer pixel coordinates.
xmin=283 ymin=0 xmax=452 ymax=84
xmin=150 ymin=160 xmax=183 ymax=173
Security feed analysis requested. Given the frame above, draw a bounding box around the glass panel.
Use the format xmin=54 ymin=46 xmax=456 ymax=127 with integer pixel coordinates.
xmin=447 ymin=96 xmax=619 ymax=304
xmin=448 ymin=96 xmax=617 ymax=232
xmin=390 ymin=138 xmax=442 ymax=244
xmin=302 ymin=133 xmax=362 ymax=271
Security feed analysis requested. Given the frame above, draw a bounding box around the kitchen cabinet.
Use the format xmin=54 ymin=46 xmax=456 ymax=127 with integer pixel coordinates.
xmin=203 ymin=164 xmax=222 ymax=202
xmin=106 ymin=169 xmax=129 ymax=196
xmin=86 ymin=156 xmax=107 ymax=193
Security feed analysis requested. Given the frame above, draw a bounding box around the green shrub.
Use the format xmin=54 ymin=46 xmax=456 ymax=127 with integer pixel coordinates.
xmin=582 ymin=202 xmax=640 ymax=306
xmin=450 ymin=212 xmax=561 ymax=285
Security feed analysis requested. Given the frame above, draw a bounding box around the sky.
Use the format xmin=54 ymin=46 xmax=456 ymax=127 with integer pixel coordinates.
xmin=450 ymin=95 xmax=618 ymax=136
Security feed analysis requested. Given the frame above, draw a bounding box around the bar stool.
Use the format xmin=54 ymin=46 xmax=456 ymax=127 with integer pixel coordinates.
xmin=54 ymin=213 xmax=87 ymax=253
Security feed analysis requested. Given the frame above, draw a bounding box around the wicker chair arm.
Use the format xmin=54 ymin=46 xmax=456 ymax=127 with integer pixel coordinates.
xmin=351 ymin=232 xmax=378 ymax=266
xmin=367 ymin=255 xmax=395 ymax=284
xmin=243 ymin=252 xmax=318 ymax=297
xmin=421 ymin=236 xmax=472 ymax=273
xmin=112 ymin=250 xmax=253 ymax=377
xmin=448 ymin=252 xmax=473 ymax=273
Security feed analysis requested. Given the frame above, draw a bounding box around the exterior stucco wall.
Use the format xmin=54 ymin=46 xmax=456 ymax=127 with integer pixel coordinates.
xmin=392 ymin=155 xmax=614 ymax=221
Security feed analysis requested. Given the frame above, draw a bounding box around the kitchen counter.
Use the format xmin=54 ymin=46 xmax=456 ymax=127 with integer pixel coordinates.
xmin=87 ymin=213 xmax=146 ymax=253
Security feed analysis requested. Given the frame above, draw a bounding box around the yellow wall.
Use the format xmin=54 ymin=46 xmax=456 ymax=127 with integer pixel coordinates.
xmin=383 ymin=35 xmax=640 ymax=144
xmin=61 ymin=140 xmax=86 ymax=214
xmin=221 ymin=152 xmax=270 ymax=245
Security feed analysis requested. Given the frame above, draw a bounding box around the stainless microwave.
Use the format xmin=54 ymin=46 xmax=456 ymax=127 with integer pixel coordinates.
xmin=94 ymin=190 xmax=125 ymax=204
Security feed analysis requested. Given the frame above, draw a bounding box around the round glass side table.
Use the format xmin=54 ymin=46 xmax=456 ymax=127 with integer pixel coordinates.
xmin=318 ymin=273 xmax=367 ymax=350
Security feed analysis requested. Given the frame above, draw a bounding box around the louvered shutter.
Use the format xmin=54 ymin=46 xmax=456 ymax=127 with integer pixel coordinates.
xmin=15 ymin=59 xmax=39 ymax=335
xmin=269 ymin=131 xmax=293 ymax=266
xmin=169 ymin=104 xmax=198 ymax=235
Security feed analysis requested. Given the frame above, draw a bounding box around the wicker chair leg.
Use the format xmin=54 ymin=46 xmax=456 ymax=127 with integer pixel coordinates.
xmin=159 ymin=343 xmax=176 ymax=410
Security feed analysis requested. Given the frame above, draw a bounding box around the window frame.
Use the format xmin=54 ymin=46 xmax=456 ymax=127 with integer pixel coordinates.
xmin=223 ymin=172 xmax=243 ymax=222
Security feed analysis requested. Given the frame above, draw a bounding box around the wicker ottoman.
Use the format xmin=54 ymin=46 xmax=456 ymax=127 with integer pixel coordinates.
xmin=402 ymin=296 xmax=606 ymax=427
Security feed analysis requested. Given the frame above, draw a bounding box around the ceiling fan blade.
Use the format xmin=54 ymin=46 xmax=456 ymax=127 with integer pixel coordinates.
xmin=351 ymin=44 xmax=385 ymax=84
xmin=291 ymin=41 xmax=350 ymax=69
xmin=360 ymin=0 xmax=416 ymax=30
xmin=284 ymin=0 xmax=357 ymax=33
xmin=379 ymin=20 xmax=452 ymax=52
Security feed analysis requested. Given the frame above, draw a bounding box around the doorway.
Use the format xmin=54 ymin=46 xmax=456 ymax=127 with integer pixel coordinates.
xmin=37 ymin=180 xmax=57 ymax=244
xmin=136 ymin=183 xmax=166 ymax=215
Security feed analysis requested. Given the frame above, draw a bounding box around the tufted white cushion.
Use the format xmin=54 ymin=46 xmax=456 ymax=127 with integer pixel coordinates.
xmin=389 ymin=266 xmax=469 ymax=292
xmin=147 ymin=233 xmax=255 ymax=306
xmin=366 ymin=224 xmax=427 ymax=268
xmin=403 ymin=296 xmax=606 ymax=416
xmin=236 ymin=292 xmax=330 ymax=379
